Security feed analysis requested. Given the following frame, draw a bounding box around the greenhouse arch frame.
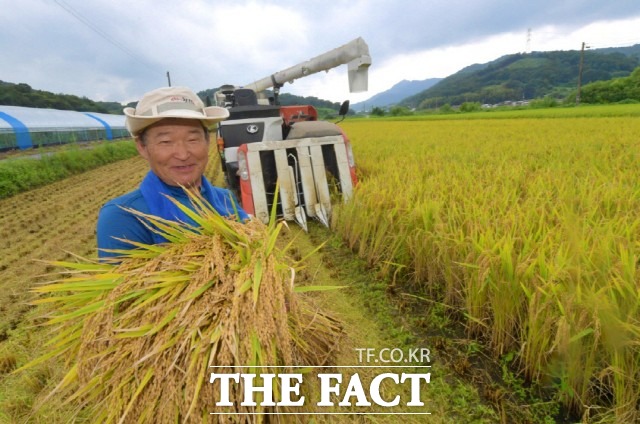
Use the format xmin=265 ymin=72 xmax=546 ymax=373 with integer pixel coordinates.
xmin=0 ymin=105 xmax=128 ymax=152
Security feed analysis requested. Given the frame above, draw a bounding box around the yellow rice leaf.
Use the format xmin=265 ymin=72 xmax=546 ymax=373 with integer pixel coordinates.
xmin=295 ymin=240 xmax=328 ymax=265
xmin=249 ymin=332 xmax=263 ymax=371
xmin=46 ymin=300 xmax=106 ymax=325
xmin=124 ymin=285 xmax=175 ymax=313
xmin=239 ymin=278 xmax=252 ymax=294
xmin=184 ymin=279 xmax=215 ymax=300
xmin=45 ymin=260 xmax=113 ymax=272
xmin=114 ymin=324 xmax=155 ymax=339
xmin=264 ymin=221 xmax=283 ymax=257
xmin=56 ymin=363 xmax=79 ymax=391
xmin=44 ymin=321 xmax=83 ymax=348
xmin=569 ymin=328 xmax=594 ymax=343
xmin=31 ymin=291 xmax=101 ymax=304
xmin=65 ymin=367 xmax=112 ymax=403
xmin=209 ymin=324 xmax=222 ymax=344
xmin=268 ymin=181 xmax=280 ymax=232
xmin=118 ymin=367 xmax=155 ymax=424
xmin=14 ymin=343 xmax=73 ymax=372
xmin=31 ymin=279 xmax=120 ymax=293
xmin=147 ymin=307 xmax=179 ymax=336
xmin=186 ymin=348 xmax=210 ymax=420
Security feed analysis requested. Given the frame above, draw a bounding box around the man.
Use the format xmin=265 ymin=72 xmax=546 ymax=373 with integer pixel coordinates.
xmin=97 ymin=86 xmax=248 ymax=259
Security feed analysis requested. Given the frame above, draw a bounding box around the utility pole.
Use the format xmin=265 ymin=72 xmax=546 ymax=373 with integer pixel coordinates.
xmin=166 ymin=71 xmax=172 ymax=87
xmin=576 ymin=42 xmax=589 ymax=105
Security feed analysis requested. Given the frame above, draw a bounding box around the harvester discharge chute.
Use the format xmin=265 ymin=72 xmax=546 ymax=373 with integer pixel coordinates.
xmin=214 ymin=37 xmax=370 ymax=229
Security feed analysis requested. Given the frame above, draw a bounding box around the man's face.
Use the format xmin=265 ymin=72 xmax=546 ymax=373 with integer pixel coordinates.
xmin=136 ymin=118 xmax=210 ymax=188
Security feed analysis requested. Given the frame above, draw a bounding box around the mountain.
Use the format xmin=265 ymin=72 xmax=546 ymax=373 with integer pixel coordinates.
xmin=352 ymin=78 xmax=442 ymax=111
xmin=400 ymin=44 xmax=640 ymax=109
xmin=595 ymin=44 xmax=640 ymax=59
xmin=0 ymin=81 xmax=123 ymax=114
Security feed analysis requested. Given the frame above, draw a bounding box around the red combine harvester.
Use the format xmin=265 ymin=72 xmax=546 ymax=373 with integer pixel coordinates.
xmin=214 ymin=38 xmax=371 ymax=230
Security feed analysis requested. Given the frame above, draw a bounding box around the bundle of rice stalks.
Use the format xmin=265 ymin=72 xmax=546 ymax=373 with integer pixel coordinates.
xmin=21 ymin=190 xmax=342 ymax=423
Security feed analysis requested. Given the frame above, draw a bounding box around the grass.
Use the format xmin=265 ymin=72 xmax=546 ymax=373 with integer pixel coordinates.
xmin=0 ymin=140 xmax=137 ymax=199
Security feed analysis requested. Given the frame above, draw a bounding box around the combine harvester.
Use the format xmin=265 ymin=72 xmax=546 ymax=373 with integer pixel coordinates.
xmin=214 ymin=37 xmax=371 ymax=230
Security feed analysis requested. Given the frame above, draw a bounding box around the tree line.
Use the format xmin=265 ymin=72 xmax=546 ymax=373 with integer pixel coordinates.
xmin=578 ymin=67 xmax=640 ymax=104
xmin=0 ymin=81 xmax=124 ymax=114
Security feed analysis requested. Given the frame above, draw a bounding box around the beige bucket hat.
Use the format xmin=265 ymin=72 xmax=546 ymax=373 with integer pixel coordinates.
xmin=123 ymin=86 xmax=229 ymax=136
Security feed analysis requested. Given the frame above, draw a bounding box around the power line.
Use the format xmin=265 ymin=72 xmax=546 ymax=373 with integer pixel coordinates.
xmin=53 ymin=0 xmax=163 ymax=77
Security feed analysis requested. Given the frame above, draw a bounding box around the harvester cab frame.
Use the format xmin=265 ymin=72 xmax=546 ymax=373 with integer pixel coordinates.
xmin=214 ymin=38 xmax=370 ymax=230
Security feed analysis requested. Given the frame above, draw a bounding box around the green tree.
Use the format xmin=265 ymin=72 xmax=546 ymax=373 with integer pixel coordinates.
xmin=439 ymin=104 xmax=454 ymax=114
xmin=529 ymin=96 xmax=558 ymax=108
xmin=577 ymin=66 xmax=640 ymax=104
xmin=0 ymin=80 xmax=120 ymax=114
xmin=389 ymin=106 xmax=412 ymax=116
xmin=459 ymin=102 xmax=482 ymax=112
xmin=370 ymin=107 xmax=385 ymax=116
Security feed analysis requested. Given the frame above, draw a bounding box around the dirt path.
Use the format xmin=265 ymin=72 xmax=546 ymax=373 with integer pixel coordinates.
xmin=0 ymin=157 xmax=496 ymax=423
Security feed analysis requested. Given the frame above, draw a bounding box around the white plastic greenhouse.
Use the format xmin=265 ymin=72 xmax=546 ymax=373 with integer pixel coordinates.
xmin=0 ymin=105 xmax=128 ymax=152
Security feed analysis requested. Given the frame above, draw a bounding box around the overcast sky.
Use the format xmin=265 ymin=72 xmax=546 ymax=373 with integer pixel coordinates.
xmin=2 ymin=0 xmax=640 ymax=106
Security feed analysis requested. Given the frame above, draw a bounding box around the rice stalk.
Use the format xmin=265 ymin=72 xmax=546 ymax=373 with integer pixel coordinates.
xmin=19 ymin=188 xmax=342 ymax=423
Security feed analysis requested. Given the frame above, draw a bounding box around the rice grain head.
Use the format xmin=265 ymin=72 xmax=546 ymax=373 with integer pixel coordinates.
xmin=22 ymin=189 xmax=342 ymax=423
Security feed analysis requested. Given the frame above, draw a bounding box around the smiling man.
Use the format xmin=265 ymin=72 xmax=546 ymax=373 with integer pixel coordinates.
xmin=96 ymin=86 xmax=248 ymax=260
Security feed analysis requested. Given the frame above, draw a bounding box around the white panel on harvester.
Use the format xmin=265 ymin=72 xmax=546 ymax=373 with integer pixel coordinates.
xmin=295 ymin=146 xmax=318 ymax=217
xmin=309 ymin=145 xmax=332 ymax=217
xmin=333 ymin=144 xmax=353 ymax=201
xmin=273 ymin=149 xmax=295 ymax=220
xmin=247 ymin=152 xmax=269 ymax=223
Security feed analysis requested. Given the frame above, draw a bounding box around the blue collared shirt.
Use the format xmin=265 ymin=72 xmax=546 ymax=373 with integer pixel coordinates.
xmin=97 ymin=182 xmax=247 ymax=259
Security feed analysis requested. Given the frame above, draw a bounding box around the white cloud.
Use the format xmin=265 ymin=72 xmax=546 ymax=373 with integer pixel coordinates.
xmin=284 ymin=15 xmax=640 ymax=103
xmin=1 ymin=0 xmax=639 ymax=104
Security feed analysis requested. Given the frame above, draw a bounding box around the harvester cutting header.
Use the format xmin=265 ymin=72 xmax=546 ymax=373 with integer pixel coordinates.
xmin=214 ymin=37 xmax=371 ymax=230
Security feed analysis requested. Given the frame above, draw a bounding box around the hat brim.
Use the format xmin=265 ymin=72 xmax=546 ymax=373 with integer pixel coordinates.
xmin=124 ymin=106 xmax=230 ymax=136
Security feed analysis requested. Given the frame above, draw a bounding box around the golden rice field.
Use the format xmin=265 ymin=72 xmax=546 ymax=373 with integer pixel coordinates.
xmin=2 ymin=106 xmax=640 ymax=423
xmin=0 ymin=148 xmax=493 ymax=423
xmin=335 ymin=113 xmax=640 ymax=422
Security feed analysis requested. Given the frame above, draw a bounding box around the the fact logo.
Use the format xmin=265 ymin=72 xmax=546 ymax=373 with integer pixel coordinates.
xmin=209 ymin=372 xmax=430 ymax=408
xmin=208 ymin=346 xmax=432 ymax=411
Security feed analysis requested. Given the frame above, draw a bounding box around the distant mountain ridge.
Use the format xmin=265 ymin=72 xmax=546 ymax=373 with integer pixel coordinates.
xmin=400 ymin=44 xmax=640 ymax=109
xmin=352 ymin=78 xmax=442 ymax=111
